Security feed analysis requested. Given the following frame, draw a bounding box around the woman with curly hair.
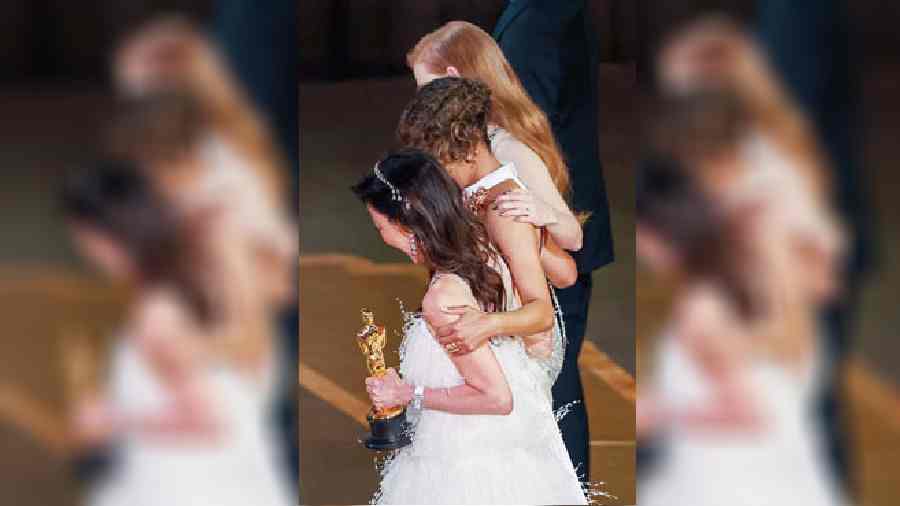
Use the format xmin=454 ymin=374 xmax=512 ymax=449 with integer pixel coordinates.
xmin=407 ymin=21 xmax=583 ymax=252
xmin=397 ymin=77 xmax=576 ymax=376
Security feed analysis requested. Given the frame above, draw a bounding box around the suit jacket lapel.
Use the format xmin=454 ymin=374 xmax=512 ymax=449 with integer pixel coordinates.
xmin=492 ymin=0 xmax=531 ymax=41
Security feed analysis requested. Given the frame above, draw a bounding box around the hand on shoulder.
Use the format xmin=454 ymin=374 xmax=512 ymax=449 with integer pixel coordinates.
xmin=422 ymin=274 xmax=477 ymax=329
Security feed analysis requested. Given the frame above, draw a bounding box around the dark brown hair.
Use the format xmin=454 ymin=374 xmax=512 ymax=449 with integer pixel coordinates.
xmin=352 ymin=148 xmax=505 ymax=311
xmin=61 ymin=160 xmax=214 ymax=323
xmin=637 ymin=155 xmax=760 ymax=319
xmin=397 ymin=77 xmax=491 ymax=165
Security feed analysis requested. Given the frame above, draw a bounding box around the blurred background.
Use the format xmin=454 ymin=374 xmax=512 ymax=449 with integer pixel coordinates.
xmin=629 ymin=2 xmax=899 ymax=506
xmin=0 ymin=1 xmax=297 ymax=505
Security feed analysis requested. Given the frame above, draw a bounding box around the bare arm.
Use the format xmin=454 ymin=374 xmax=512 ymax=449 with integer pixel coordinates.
xmin=540 ymin=233 xmax=578 ymax=289
xmin=123 ymin=293 xmax=222 ymax=439
xmin=485 ymin=208 xmax=555 ymax=335
xmin=366 ymin=277 xmax=512 ymax=415
xmin=494 ymin=138 xmax=583 ymax=251
xmin=434 ymin=207 xmax=556 ymax=355
xmin=670 ymin=288 xmax=764 ymax=431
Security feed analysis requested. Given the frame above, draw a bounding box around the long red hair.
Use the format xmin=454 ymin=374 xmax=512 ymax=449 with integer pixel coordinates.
xmin=408 ymin=21 xmax=571 ymax=200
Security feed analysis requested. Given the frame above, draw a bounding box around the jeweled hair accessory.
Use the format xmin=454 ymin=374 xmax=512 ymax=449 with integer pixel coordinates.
xmin=374 ymin=163 xmax=403 ymax=202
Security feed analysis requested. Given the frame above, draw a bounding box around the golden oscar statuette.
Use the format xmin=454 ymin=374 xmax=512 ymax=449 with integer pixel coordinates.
xmin=357 ymin=308 xmax=411 ymax=450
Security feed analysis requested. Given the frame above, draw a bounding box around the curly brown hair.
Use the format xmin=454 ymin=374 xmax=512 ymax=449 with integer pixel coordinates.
xmin=397 ymin=77 xmax=491 ymax=165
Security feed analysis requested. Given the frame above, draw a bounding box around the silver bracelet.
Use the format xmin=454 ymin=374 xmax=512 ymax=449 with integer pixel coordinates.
xmin=410 ymin=384 xmax=425 ymax=411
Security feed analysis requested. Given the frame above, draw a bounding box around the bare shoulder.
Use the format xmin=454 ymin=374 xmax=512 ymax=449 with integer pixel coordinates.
xmin=471 ymin=179 xmax=520 ymax=217
xmin=677 ymin=284 xmax=729 ymax=322
xmin=133 ymin=289 xmax=189 ymax=341
xmin=674 ymin=284 xmax=735 ymax=334
xmin=674 ymin=283 xmax=745 ymax=365
xmin=483 ymin=198 xmax=541 ymax=247
xmin=422 ymin=274 xmax=477 ymax=328
xmin=131 ymin=289 xmax=196 ymax=368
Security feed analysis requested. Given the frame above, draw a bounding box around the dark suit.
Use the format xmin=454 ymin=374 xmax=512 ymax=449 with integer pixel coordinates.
xmin=757 ymin=0 xmax=870 ymax=496
xmin=494 ymin=0 xmax=615 ymax=481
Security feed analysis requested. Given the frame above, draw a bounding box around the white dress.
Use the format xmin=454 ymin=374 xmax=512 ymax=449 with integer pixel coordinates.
xmin=375 ymin=163 xmax=583 ymax=504
xmin=639 ymin=335 xmax=847 ymax=506
xmin=88 ymin=340 xmax=294 ymax=506
xmin=374 ymin=264 xmax=586 ymax=505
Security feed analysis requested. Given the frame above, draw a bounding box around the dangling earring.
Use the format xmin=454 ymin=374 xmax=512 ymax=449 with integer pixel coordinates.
xmin=408 ymin=234 xmax=418 ymax=261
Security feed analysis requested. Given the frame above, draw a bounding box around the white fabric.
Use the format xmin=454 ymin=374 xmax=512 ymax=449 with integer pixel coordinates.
xmin=639 ymin=335 xmax=846 ymax=506
xmin=88 ymin=341 xmax=293 ymax=506
xmin=375 ymin=266 xmax=585 ymax=504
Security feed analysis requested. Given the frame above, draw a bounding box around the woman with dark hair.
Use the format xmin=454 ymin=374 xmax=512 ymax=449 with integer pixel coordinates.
xmin=635 ymin=157 xmax=846 ymax=506
xmin=64 ymin=162 xmax=292 ymax=506
xmin=354 ymin=149 xmax=586 ymax=505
